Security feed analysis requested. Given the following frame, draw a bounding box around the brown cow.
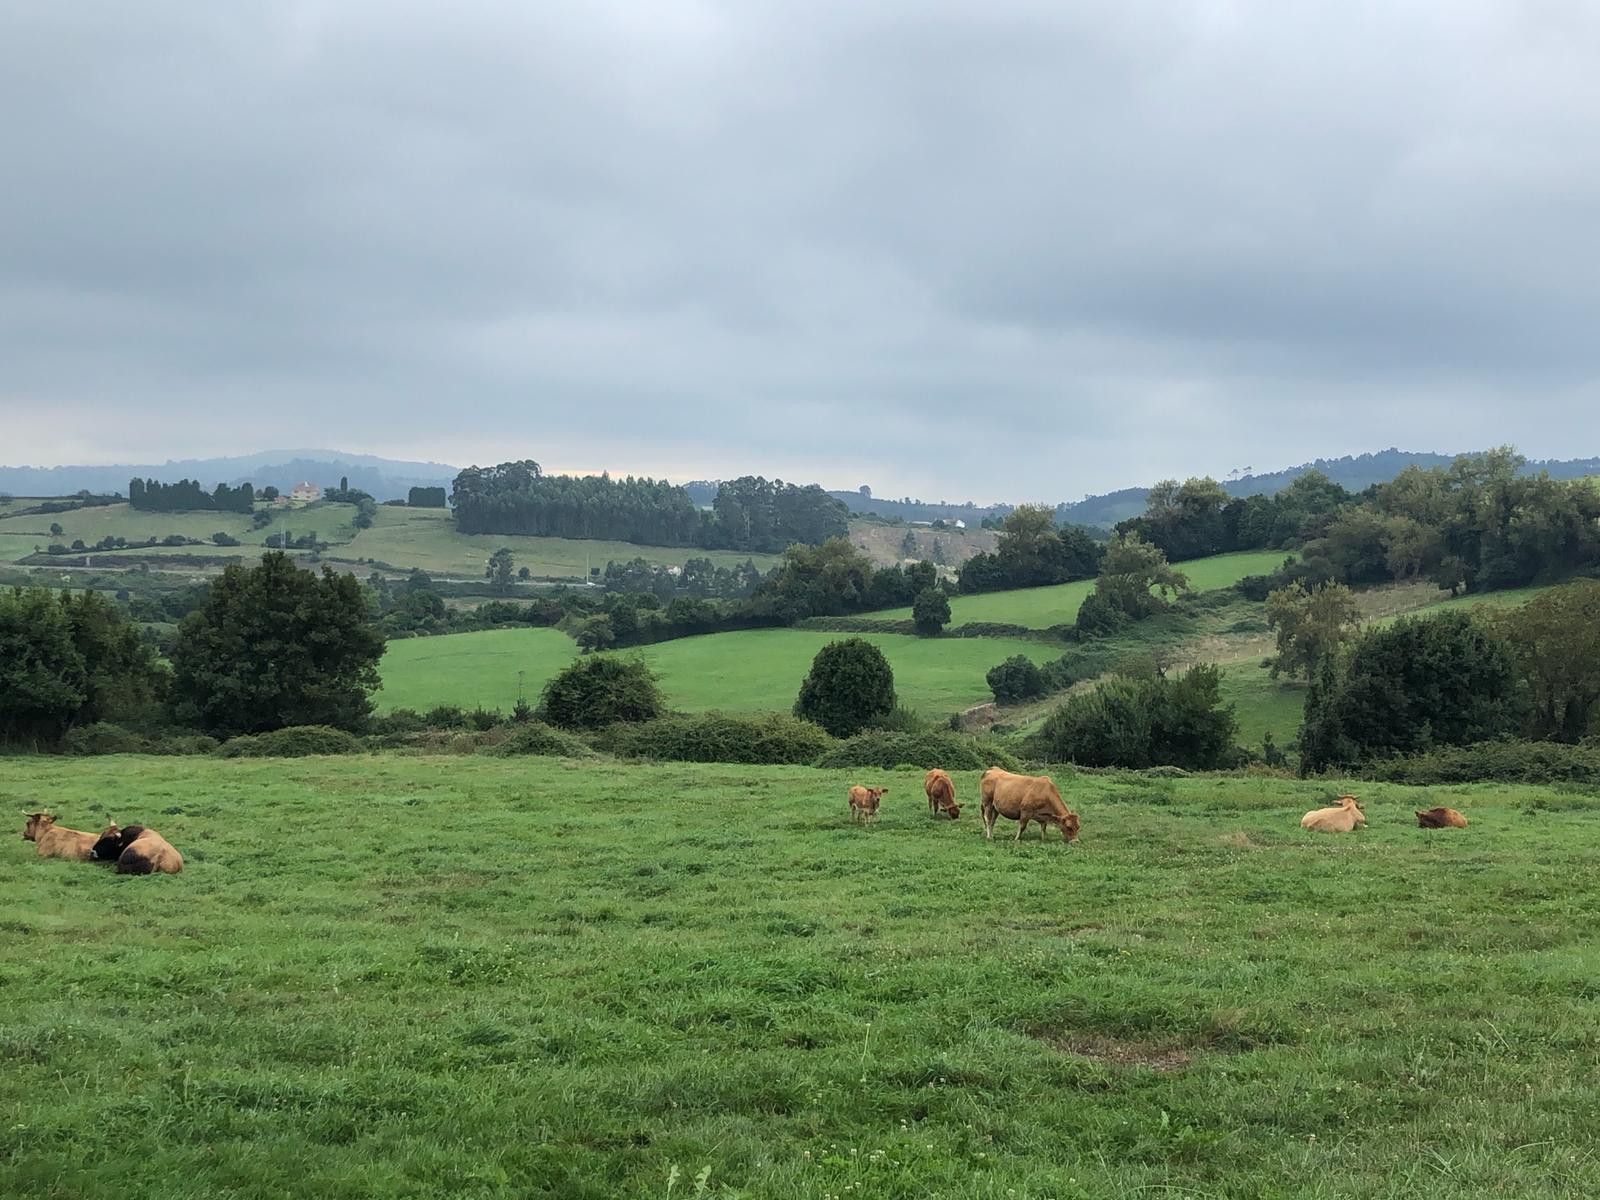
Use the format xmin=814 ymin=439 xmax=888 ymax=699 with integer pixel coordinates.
xmin=980 ymin=768 xmax=1079 ymax=844
xmin=1416 ymin=806 xmax=1468 ymax=829
xmin=21 ymin=812 xmax=107 ymax=861
xmin=847 ymin=785 xmax=886 ymax=825
xmin=90 ymin=824 xmax=184 ymax=875
xmin=924 ymin=769 xmax=961 ymax=819
xmin=1300 ymin=794 xmax=1365 ymax=833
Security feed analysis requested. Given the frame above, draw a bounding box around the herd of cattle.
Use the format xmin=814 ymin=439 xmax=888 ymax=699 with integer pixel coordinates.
xmin=18 ymin=773 xmax=1467 ymax=876
xmin=850 ymin=769 xmax=1467 ymax=842
xmin=20 ymin=811 xmax=183 ymax=873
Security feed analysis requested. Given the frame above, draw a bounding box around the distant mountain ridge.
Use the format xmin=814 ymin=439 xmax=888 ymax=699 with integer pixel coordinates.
xmin=0 ymin=449 xmax=460 ymax=502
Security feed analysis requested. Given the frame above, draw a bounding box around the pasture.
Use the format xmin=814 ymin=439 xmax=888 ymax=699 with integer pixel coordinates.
xmin=379 ymin=627 xmax=1055 ymax=716
xmin=4 ymin=754 xmax=1599 ymax=1198
xmin=871 ymin=550 xmax=1288 ymax=629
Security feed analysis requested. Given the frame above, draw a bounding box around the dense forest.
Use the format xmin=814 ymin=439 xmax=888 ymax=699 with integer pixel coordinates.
xmin=450 ymin=461 xmax=849 ymax=553
xmin=129 ymin=477 xmax=255 ymax=513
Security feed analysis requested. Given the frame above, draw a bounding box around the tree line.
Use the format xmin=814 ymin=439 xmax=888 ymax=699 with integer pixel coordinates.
xmin=129 ymin=477 xmax=256 ymax=513
xmin=449 ymin=460 xmax=850 ymax=553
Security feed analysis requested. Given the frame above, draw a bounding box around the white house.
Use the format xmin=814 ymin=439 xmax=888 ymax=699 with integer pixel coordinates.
xmin=290 ymin=481 xmax=321 ymax=503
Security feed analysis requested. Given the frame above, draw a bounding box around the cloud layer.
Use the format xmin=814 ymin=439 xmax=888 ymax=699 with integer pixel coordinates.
xmin=4 ymin=1 xmax=1599 ymax=499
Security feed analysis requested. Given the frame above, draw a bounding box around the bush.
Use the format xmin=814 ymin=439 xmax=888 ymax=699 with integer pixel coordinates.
xmin=1363 ymin=740 xmax=1600 ymax=786
xmin=540 ymin=654 xmax=665 ymax=730
xmin=61 ymin=722 xmax=151 ymax=756
xmin=216 ymin=725 xmax=364 ymax=757
xmin=794 ymin=638 xmax=897 ymax=737
xmin=912 ymin=588 xmax=951 ymax=636
xmin=596 ymin=712 xmax=833 ymax=765
xmin=1029 ymin=664 xmax=1242 ymax=770
xmin=813 ymin=730 xmax=1020 ymax=772
xmin=369 ymin=708 xmax=427 ymax=735
xmin=490 ymin=721 xmax=599 ymax=759
xmin=987 ymin=655 xmax=1047 ymax=704
xmin=423 ymin=705 xmax=468 ymax=730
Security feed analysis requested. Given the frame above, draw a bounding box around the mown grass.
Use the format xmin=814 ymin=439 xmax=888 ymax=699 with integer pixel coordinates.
xmin=379 ymin=627 xmax=1055 ymax=717
xmin=871 ymin=550 xmax=1288 ymax=628
xmin=3 ymin=754 xmax=1599 ymax=1198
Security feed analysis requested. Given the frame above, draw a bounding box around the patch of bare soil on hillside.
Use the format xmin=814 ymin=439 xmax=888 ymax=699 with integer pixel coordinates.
xmin=1035 ymin=1033 xmax=1194 ymax=1073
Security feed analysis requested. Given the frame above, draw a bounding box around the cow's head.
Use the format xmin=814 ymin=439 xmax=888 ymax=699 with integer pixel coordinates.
xmin=1058 ymin=808 xmax=1081 ymax=843
xmin=90 ymin=823 xmax=124 ymax=861
xmin=943 ymin=801 xmax=961 ymax=819
xmin=865 ymin=787 xmax=887 ymax=809
xmin=21 ymin=811 xmax=53 ymax=841
xmin=1339 ymin=795 xmax=1366 ymax=826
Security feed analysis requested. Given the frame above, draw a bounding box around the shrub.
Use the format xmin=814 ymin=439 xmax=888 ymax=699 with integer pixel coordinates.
xmin=1029 ymin=664 xmax=1242 ymax=770
xmin=490 ymin=721 xmax=599 ymax=759
xmin=369 ymin=708 xmax=427 ymax=735
xmin=987 ymin=655 xmax=1047 ymax=704
xmin=596 ymin=712 xmax=833 ymax=765
xmin=911 ymin=588 xmax=951 ymax=636
xmin=813 ymin=731 xmax=1020 ymax=772
xmin=215 ymin=725 xmax=364 ymax=757
xmin=423 ymin=705 xmax=468 ymax=730
xmin=61 ymin=722 xmax=151 ymax=756
xmin=1363 ymin=740 xmax=1600 ymax=786
xmin=540 ymin=654 xmax=665 ymax=730
xmin=794 ymin=638 xmax=896 ymax=737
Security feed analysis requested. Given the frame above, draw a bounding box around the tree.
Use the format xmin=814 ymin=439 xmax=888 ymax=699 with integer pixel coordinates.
xmin=407 ymin=486 xmax=446 ymax=508
xmin=261 ymin=486 xmax=280 ymax=501
xmin=1077 ymin=534 xmax=1189 ymax=635
xmin=517 ymin=566 xmax=531 ymax=581
xmin=540 ymin=654 xmax=663 ymax=729
xmin=911 ymin=587 xmax=951 ymax=636
xmin=1265 ymin=581 xmax=1360 ymax=679
xmin=49 ymin=522 xmax=63 ymax=537
xmin=987 ymin=654 xmax=1046 ymax=703
xmin=1031 ymin=664 xmax=1239 ymax=770
xmin=794 ymin=638 xmax=896 ymax=736
xmin=168 ymin=552 xmax=386 ymax=737
xmin=900 ymin=530 xmax=918 ymax=559
xmin=485 ymin=547 xmax=515 ymax=593
xmin=1496 ymin=580 xmax=1600 ymax=741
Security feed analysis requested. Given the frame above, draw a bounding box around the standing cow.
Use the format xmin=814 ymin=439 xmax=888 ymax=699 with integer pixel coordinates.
xmin=924 ymin=769 xmax=961 ymax=819
xmin=980 ymin=768 xmax=1079 ymax=844
xmin=847 ymin=785 xmax=887 ymax=825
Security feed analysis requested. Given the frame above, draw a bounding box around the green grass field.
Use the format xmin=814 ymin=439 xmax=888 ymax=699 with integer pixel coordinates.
xmin=379 ymin=627 xmax=1054 ymax=716
xmin=4 ymin=753 xmax=1599 ymax=1198
xmin=1217 ymin=664 xmax=1306 ymax=751
xmin=873 ymin=550 xmax=1288 ymax=628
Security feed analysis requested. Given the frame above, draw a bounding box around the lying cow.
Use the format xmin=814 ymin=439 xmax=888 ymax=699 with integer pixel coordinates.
xmin=21 ymin=812 xmax=108 ymax=861
xmin=91 ymin=824 xmax=184 ymax=875
xmin=980 ymin=768 xmax=1079 ymax=844
xmin=1416 ymin=806 xmax=1468 ymax=829
xmin=847 ymin=785 xmax=886 ymax=825
xmin=923 ymin=769 xmax=961 ymax=819
xmin=1300 ymin=794 xmax=1365 ymax=834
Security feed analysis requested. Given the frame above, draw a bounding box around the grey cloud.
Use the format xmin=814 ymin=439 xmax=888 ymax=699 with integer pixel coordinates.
xmin=2 ymin=1 xmax=1598 ymax=498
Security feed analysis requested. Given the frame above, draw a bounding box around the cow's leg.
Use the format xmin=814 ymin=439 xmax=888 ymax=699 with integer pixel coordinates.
xmin=982 ymin=806 xmax=995 ymax=840
xmin=1014 ymin=817 xmax=1026 ymax=843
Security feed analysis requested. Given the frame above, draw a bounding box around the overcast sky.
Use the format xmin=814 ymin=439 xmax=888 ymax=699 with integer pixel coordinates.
xmin=3 ymin=2 xmax=1599 ymax=501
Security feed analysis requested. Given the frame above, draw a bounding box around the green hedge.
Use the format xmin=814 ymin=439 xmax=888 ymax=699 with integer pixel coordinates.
xmin=813 ymin=730 xmax=1020 ymax=772
xmin=216 ymin=725 xmax=365 ymax=758
xmin=1364 ymin=740 xmax=1600 ymax=786
xmin=596 ymin=712 xmax=833 ymax=765
xmin=489 ymin=722 xmax=600 ymax=759
xmin=60 ymin=722 xmax=219 ymax=756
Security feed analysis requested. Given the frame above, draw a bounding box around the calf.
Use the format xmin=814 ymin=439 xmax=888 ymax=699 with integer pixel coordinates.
xmin=91 ymin=824 xmax=184 ymax=875
xmin=924 ymin=769 xmax=961 ymax=819
xmin=980 ymin=768 xmax=1079 ymax=844
xmin=1416 ymin=806 xmax=1468 ymax=829
xmin=847 ymin=785 xmax=886 ymax=826
xmin=1300 ymin=794 xmax=1366 ymax=834
xmin=21 ymin=812 xmax=105 ymax=861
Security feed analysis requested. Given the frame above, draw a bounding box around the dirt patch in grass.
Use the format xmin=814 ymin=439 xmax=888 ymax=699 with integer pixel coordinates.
xmin=1036 ymin=1032 xmax=1194 ymax=1073
xmin=1219 ymin=831 xmax=1265 ymax=849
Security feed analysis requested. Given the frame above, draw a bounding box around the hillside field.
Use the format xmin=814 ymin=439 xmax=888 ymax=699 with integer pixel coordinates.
xmin=379 ymin=627 xmax=1055 ymax=716
xmin=4 ymin=754 xmax=1599 ymax=1198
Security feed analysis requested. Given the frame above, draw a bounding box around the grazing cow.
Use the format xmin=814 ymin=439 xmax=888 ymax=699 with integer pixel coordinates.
xmin=847 ymin=785 xmax=886 ymax=825
xmin=1416 ymin=806 xmax=1468 ymax=829
xmin=91 ymin=824 xmax=184 ymax=875
xmin=980 ymin=768 xmax=1079 ymax=844
xmin=924 ymin=769 xmax=961 ymax=819
xmin=1300 ymin=794 xmax=1366 ymax=833
xmin=21 ymin=812 xmax=106 ymax=861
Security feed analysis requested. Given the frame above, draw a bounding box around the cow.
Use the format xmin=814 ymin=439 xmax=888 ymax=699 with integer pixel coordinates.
xmin=1300 ymin=794 xmax=1365 ymax=833
xmin=90 ymin=824 xmax=184 ymax=875
xmin=1416 ymin=806 xmax=1468 ymax=829
xmin=21 ymin=812 xmax=107 ymax=861
xmin=924 ymin=769 xmax=961 ymax=819
xmin=847 ymin=785 xmax=886 ymax=825
xmin=979 ymin=768 xmax=1080 ymax=844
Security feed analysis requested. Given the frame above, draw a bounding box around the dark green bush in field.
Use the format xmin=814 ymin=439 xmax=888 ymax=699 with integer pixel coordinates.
xmin=216 ymin=725 xmax=364 ymax=758
xmin=540 ymin=654 xmax=665 ymax=730
xmin=1364 ymin=740 xmax=1600 ymax=786
xmin=596 ymin=712 xmax=833 ymax=765
xmin=369 ymin=708 xmax=428 ymax=735
xmin=61 ymin=722 xmax=151 ymax=756
xmin=794 ymin=638 xmax=897 ymax=737
xmin=1030 ymin=664 xmax=1241 ymax=770
xmin=813 ymin=730 xmax=1020 ymax=772
xmin=911 ymin=587 xmax=951 ymax=636
xmin=489 ymin=721 xmax=598 ymax=759
xmin=987 ymin=655 xmax=1047 ymax=704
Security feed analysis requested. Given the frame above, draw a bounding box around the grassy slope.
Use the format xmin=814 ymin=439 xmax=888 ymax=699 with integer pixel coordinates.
xmin=3 ymin=754 xmax=1599 ymax=1199
xmin=379 ymin=627 xmax=1054 ymax=716
xmin=873 ymin=550 xmax=1288 ymax=628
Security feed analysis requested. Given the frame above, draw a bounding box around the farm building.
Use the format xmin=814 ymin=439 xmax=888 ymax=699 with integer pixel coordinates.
xmin=289 ymin=482 xmax=321 ymax=503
